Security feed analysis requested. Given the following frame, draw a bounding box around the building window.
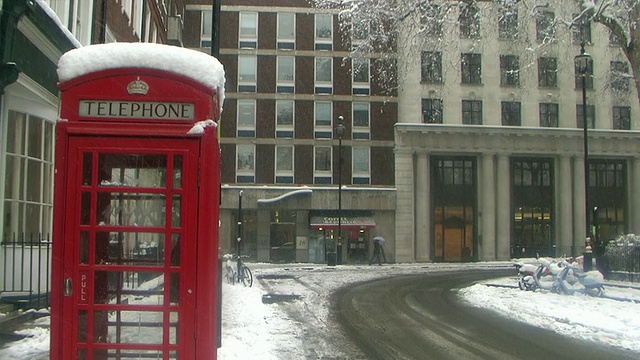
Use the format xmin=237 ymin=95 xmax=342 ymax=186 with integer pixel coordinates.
xmin=277 ymin=13 xmax=295 ymax=49
xmin=613 ymin=106 xmax=631 ymax=130
xmin=314 ymin=101 xmax=332 ymax=139
xmin=422 ymin=98 xmax=443 ymax=124
xmin=420 ymin=4 xmax=442 ymax=37
xmin=238 ymin=55 xmax=257 ymax=92
xmin=3 ymin=111 xmax=54 ymax=240
xmin=576 ymin=104 xmax=596 ymax=129
xmin=277 ymin=56 xmax=295 ymax=93
xmin=201 ymin=10 xmax=212 ymax=47
xmin=276 ymin=100 xmax=294 ymax=138
xmin=352 ymin=147 xmax=370 ymax=185
xmin=461 ymin=53 xmax=481 ymax=84
xmin=315 ymin=13 xmax=332 ymax=50
xmin=536 ymin=11 xmax=556 ymax=42
xmin=459 ymin=4 xmax=480 ymax=38
xmin=239 ymin=12 xmax=258 ymax=48
xmin=539 ymin=103 xmax=559 ymax=127
xmin=352 ymin=58 xmax=370 ymax=95
xmin=237 ymin=100 xmax=256 ymax=137
xmin=421 ymin=51 xmax=442 ymax=83
xmin=572 ymin=14 xmax=591 ymax=44
xmin=574 ymin=58 xmax=594 ymax=89
xmin=500 ymin=55 xmax=520 ymax=86
xmin=275 ymin=146 xmax=294 ymax=184
xmin=236 ymin=144 xmax=255 ymax=183
xmin=538 ymin=57 xmax=557 ymax=87
xmin=498 ymin=7 xmax=518 ymax=40
xmin=501 ymin=101 xmax=521 ymax=126
xmin=315 ymin=57 xmax=333 ymax=94
xmin=314 ymin=146 xmax=332 ymax=184
xmin=611 ymin=61 xmax=630 ymax=92
xmin=352 ymin=102 xmax=370 ymax=140
xmin=462 ymin=100 xmax=482 ymax=125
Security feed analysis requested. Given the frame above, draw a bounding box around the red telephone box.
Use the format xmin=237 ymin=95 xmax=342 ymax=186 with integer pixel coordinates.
xmin=51 ymin=44 xmax=224 ymax=360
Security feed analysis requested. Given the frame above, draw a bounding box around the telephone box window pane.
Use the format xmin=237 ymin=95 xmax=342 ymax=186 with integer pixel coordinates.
xmin=94 ymin=271 xmax=164 ymax=305
xmin=173 ymin=155 xmax=182 ymax=189
xmin=172 ymin=195 xmax=181 ymax=227
xmin=170 ymin=271 xmax=180 ymax=305
xmin=82 ymin=153 xmax=92 ymax=186
xmin=170 ymin=312 xmax=179 ymax=344
xmin=171 ymin=233 xmax=181 ymax=266
xmin=79 ymin=232 xmax=89 ymax=264
xmin=93 ymin=310 xmax=164 ymax=344
xmin=97 ymin=193 xmax=165 ymax=226
xmin=96 ymin=232 xmax=165 ymax=266
xmin=78 ymin=310 xmax=88 ymax=343
xmin=98 ymin=154 xmax=167 ymax=188
xmin=81 ymin=192 xmax=91 ymax=225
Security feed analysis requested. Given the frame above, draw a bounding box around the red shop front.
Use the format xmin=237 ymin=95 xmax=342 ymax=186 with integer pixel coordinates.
xmin=50 ymin=44 xmax=224 ymax=360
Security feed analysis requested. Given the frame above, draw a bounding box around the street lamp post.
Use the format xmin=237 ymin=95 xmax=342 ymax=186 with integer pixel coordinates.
xmin=575 ymin=42 xmax=593 ymax=271
xmin=335 ymin=116 xmax=345 ymax=265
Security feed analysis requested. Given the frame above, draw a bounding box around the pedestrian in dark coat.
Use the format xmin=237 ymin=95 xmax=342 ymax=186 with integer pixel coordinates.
xmin=369 ymin=237 xmax=385 ymax=265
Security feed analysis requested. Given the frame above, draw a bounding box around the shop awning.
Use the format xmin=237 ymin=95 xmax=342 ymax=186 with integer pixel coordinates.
xmin=309 ymin=215 xmax=376 ymax=229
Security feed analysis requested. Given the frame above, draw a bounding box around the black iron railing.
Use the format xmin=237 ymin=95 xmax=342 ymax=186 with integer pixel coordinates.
xmin=1 ymin=233 xmax=51 ymax=309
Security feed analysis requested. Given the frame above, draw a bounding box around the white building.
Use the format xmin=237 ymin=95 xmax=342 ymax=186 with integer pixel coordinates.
xmin=393 ymin=1 xmax=640 ymax=262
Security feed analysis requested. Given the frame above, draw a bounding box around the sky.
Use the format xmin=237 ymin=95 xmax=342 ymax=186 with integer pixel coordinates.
xmin=1 ymin=260 xmax=640 ymax=359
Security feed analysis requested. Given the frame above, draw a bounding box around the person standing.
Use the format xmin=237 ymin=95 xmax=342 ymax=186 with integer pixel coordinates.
xmin=369 ymin=236 xmax=385 ymax=265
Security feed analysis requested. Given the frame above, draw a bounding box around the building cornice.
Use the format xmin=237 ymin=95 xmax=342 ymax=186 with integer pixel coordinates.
xmin=395 ymin=123 xmax=640 ymax=157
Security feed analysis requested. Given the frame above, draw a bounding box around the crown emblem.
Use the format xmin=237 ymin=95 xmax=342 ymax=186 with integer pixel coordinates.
xmin=127 ymin=77 xmax=149 ymax=95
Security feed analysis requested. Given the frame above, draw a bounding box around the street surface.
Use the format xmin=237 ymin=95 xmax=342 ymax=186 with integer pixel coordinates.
xmin=333 ymin=269 xmax=639 ymax=360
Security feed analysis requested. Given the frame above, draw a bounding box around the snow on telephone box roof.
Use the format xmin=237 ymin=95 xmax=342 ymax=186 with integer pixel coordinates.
xmin=57 ymin=42 xmax=226 ymax=111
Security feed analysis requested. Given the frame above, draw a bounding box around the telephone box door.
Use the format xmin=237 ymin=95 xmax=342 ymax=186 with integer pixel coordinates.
xmin=61 ymin=136 xmax=199 ymax=359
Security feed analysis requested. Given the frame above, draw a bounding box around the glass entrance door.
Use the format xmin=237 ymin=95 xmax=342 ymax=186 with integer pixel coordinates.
xmin=62 ymin=137 xmax=199 ymax=359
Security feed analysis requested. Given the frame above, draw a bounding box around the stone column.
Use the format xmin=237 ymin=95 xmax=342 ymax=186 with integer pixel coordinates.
xmin=572 ymin=156 xmax=586 ymax=256
xmin=394 ymin=149 xmax=416 ymax=262
xmin=495 ymin=154 xmax=510 ymax=260
xmin=257 ymin=210 xmax=271 ymax=262
xmin=480 ymin=153 xmax=496 ymax=260
xmin=415 ymin=151 xmax=430 ymax=261
xmin=558 ymin=155 xmax=573 ymax=257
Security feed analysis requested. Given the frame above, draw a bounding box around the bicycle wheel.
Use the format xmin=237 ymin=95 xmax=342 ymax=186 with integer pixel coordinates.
xmin=226 ymin=265 xmax=236 ymax=285
xmin=241 ymin=265 xmax=253 ymax=287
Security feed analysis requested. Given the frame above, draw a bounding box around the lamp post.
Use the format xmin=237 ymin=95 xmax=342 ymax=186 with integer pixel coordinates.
xmin=575 ymin=42 xmax=593 ymax=271
xmin=335 ymin=116 xmax=345 ymax=265
xmin=237 ymin=190 xmax=243 ymax=275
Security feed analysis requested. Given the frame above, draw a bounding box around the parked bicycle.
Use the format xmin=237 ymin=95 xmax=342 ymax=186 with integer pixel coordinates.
xmin=224 ymin=254 xmax=253 ymax=287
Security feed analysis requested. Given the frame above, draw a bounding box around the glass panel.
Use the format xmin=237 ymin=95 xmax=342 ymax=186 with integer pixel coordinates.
xmin=81 ymin=192 xmax=91 ymax=225
xmin=6 ymin=111 xmax=25 ymax=153
xmin=169 ymin=312 xmax=179 ymax=344
xmin=4 ymin=155 xmax=24 ymax=199
xmin=25 ymin=203 xmax=40 ymax=235
xmin=27 ymin=117 xmax=42 ymax=158
xmin=173 ymin=155 xmax=182 ymax=189
xmin=79 ymin=232 xmax=90 ymax=264
xmin=98 ymin=154 xmax=167 ymax=188
xmin=97 ymin=193 xmax=165 ymax=227
xmin=27 ymin=159 xmax=41 ymax=202
xmin=44 ymin=122 xmax=54 ymax=162
xmin=172 ymin=195 xmax=181 ymax=228
xmin=77 ymin=349 xmax=87 ymax=360
xmin=96 ymin=232 xmax=165 ymax=266
xmin=78 ymin=310 xmax=88 ymax=343
xmin=82 ymin=153 xmax=92 ymax=186
xmin=94 ymin=271 xmax=164 ymax=305
xmin=93 ymin=310 xmax=164 ymax=344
